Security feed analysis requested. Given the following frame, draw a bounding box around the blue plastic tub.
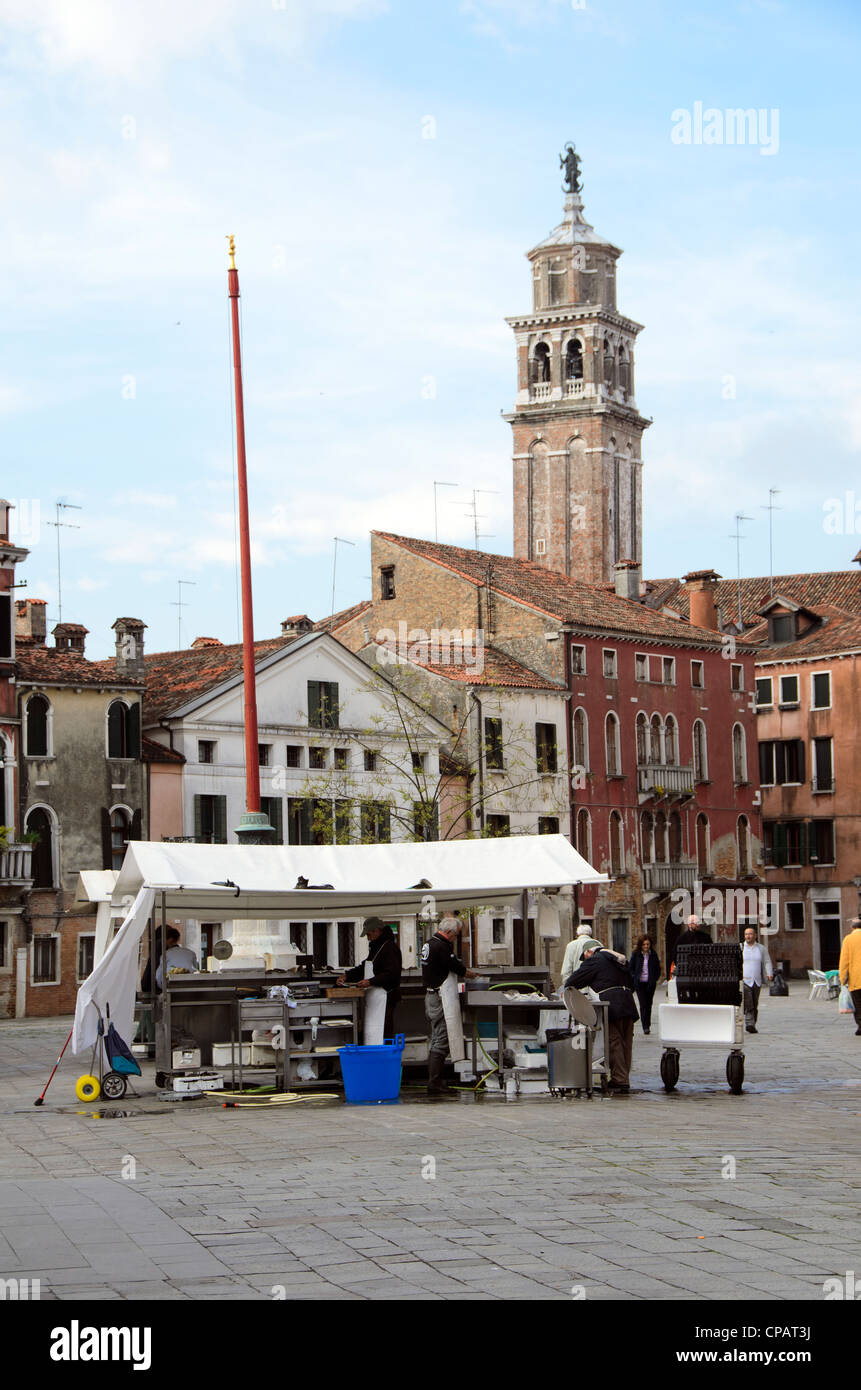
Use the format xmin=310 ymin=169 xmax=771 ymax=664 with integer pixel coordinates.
xmin=338 ymin=1035 xmax=405 ymax=1104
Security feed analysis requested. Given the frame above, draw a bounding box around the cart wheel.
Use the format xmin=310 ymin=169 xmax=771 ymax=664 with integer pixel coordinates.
xmin=660 ymin=1050 xmax=679 ymax=1092
xmin=726 ymin=1053 xmax=745 ymax=1094
xmin=101 ymin=1072 xmax=128 ymax=1101
xmin=75 ymin=1074 xmax=101 ymax=1102
xmin=154 ymin=1070 xmax=168 ymax=1090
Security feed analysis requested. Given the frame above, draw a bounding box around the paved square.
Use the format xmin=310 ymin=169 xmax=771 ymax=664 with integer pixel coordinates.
xmin=1 ymin=985 xmax=858 ymax=1301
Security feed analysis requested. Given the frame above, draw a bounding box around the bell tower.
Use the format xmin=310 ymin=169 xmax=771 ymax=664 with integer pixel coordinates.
xmin=505 ymin=145 xmax=650 ymax=585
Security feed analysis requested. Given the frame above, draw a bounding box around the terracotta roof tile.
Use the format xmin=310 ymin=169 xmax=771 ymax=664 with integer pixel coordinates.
xmin=400 ymin=645 xmax=566 ymax=691
xmin=313 ymin=600 xmax=372 ymax=634
xmin=141 ymin=734 xmax=186 ymax=764
xmin=374 ymin=533 xmax=732 ymax=647
xmin=651 ymin=571 xmax=861 ymax=627
xmin=16 ymin=646 xmax=142 ymax=689
xmin=143 ymin=634 xmax=294 ymax=722
xmin=746 ymin=605 xmax=861 ymax=660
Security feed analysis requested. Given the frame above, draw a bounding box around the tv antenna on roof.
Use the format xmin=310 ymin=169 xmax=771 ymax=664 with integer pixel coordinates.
xmin=761 ymin=488 xmax=781 ymax=598
xmin=171 ymin=579 xmax=197 ymax=649
xmin=466 ymin=489 xmax=499 ymax=550
xmin=47 ymin=500 xmax=82 ymax=623
xmin=331 ymin=536 xmax=355 ymax=619
xmin=729 ymin=512 xmax=754 ymax=629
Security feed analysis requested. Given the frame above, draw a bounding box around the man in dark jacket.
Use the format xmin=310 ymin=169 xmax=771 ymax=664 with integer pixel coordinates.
xmin=421 ymin=917 xmax=476 ymax=1094
xmin=669 ymin=915 xmax=712 ymax=971
xmin=338 ymin=917 xmax=402 ymax=1039
xmin=564 ymin=945 xmax=639 ymax=1093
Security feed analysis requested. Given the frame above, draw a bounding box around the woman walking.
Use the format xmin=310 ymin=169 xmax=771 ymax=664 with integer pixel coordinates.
xmin=629 ymin=934 xmax=661 ymax=1035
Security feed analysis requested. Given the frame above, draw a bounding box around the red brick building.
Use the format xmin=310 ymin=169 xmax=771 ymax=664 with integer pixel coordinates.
xmin=0 ymin=501 xmax=32 ymax=1015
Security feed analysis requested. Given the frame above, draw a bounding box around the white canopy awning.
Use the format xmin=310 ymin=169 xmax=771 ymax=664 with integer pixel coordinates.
xmin=112 ymin=834 xmax=607 ymax=921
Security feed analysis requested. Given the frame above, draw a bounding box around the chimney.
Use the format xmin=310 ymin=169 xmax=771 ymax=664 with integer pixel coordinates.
xmin=0 ymin=500 xmax=12 ymax=542
xmin=684 ymin=569 xmax=721 ymax=631
xmin=614 ymin=560 xmax=641 ymax=602
xmin=53 ymin=622 xmax=88 ymax=654
xmin=112 ymin=617 xmax=147 ymax=679
xmin=281 ymin=615 xmax=313 ymax=638
xmin=15 ymin=599 xmax=47 ymax=645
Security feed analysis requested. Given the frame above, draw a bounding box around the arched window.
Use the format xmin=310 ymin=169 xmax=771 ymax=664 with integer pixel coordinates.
xmin=641 ymin=810 xmax=654 ymax=864
xmin=26 ymin=806 xmax=54 ymax=888
xmin=654 ymin=812 xmax=667 ymax=863
xmin=669 ymin=810 xmax=682 ymax=861
xmin=618 ymin=345 xmax=630 ymax=394
xmin=737 ymin=816 xmax=750 ymax=876
xmin=549 ymin=259 xmax=567 ymax=305
xmin=664 ymin=715 xmax=678 ymax=765
xmin=603 ymin=337 xmax=615 ymax=387
xmin=26 ymin=695 xmax=50 ymax=757
xmin=609 ymin=811 xmax=623 ymax=875
xmin=635 ymin=712 xmax=648 ymax=765
xmin=573 ymin=707 xmax=589 ymax=772
xmin=696 ymin=813 xmax=710 ymax=875
xmin=732 ymin=723 xmax=747 ymax=784
xmin=110 ymin=807 xmax=131 ymax=871
xmin=531 ymin=342 xmax=551 ymax=385
xmin=649 ymin=714 xmax=663 ymax=765
xmin=576 ymin=808 xmax=591 ymax=862
xmin=605 ymin=713 xmax=621 ymax=777
xmin=108 ymin=701 xmax=129 ymax=759
xmin=565 ymin=338 xmax=583 ymax=381
xmin=693 ymin=720 xmax=708 ymax=783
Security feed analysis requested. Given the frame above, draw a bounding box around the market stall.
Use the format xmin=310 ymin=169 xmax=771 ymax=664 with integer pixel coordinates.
xmin=73 ymin=834 xmax=606 ymax=1095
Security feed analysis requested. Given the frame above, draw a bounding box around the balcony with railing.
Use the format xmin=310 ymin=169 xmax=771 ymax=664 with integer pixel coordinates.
xmin=637 ymin=764 xmax=695 ymax=803
xmin=529 ymin=381 xmax=552 ymax=402
xmin=643 ymin=860 xmax=699 ymax=894
xmin=0 ymin=843 xmax=33 ymax=886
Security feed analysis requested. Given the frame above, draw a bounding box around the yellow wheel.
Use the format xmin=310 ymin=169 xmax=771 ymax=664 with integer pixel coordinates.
xmin=75 ymin=1074 xmax=101 ymax=1102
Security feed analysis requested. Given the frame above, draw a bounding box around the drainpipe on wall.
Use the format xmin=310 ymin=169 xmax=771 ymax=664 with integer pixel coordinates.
xmin=563 ymin=631 xmax=576 ymax=847
xmin=468 ymin=689 xmax=485 ymax=835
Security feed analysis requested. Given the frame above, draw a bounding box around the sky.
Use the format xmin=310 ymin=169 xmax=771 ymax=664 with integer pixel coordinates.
xmin=2 ymin=0 xmax=859 ymax=659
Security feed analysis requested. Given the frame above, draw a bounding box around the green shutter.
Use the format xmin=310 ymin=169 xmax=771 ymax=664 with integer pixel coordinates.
xmin=128 ymin=702 xmax=141 ymax=759
xmin=325 ymin=681 xmax=340 ymax=729
xmin=214 ymin=796 xmax=227 ymax=844
xmin=262 ymin=796 xmax=283 ymax=844
xmin=308 ymin=680 xmax=321 ymax=728
xmin=130 ymin=809 xmax=142 ymax=841
xmin=194 ymin=795 xmax=203 ymax=841
xmin=101 ymin=808 xmax=112 ymax=870
xmin=773 ymin=822 xmax=787 ymax=868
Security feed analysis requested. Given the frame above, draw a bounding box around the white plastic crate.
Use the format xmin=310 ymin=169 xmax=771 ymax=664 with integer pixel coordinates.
xmin=211 ymin=1042 xmax=251 ymax=1067
xmin=658 ymin=1003 xmax=742 ymax=1046
xmin=173 ymin=1071 xmax=223 ymax=1093
xmin=250 ymin=1042 xmax=278 ymax=1065
xmin=171 ymin=1046 xmax=201 ymax=1069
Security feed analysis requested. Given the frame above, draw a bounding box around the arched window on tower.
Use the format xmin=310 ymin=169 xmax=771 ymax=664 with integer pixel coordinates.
xmin=530 ymin=342 xmax=551 ymax=386
xmin=565 ymin=338 xmax=583 ymax=381
xmin=618 ymin=345 xmax=630 ymax=395
xmin=603 ymin=337 xmax=615 ymax=389
xmin=548 ymin=259 xmax=567 ymax=305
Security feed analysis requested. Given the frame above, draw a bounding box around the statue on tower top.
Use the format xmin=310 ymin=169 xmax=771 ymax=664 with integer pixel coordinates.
xmin=560 ymin=142 xmax=582 ymax=194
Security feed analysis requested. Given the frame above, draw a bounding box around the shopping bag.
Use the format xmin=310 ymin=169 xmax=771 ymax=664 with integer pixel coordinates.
xmin=838 ymin=984 xmax=854 ymax=1014
xmin=769 ymin=970 xmax=789 ymax=997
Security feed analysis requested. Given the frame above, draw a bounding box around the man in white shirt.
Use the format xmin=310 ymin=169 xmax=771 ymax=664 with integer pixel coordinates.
xmin=742 ymin=926 xmax=773 ymax=1033
xmin=155 ymin=928 xmax=199 ymax=989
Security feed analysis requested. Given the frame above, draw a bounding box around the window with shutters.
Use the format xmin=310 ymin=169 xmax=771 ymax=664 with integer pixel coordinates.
xmin=779 ymin=739 xmax=804 ymax=785
xmin=309 ymin=747 xmax=326 ymax=770
xmin=576 ymin=808 xmax=591 ymax=862
xmin=811 ymin=671 xmax=832 ymax=709
xmin=108 ymin=701 xmax=139 ymax=759
xmin=730 ymin=664 xmax=743 ymax=691
xmin=784 ymin=821 xmax=806 ymax=865
xmin=413 ymin=802 xmax=439 ymax=842
xmin=635 ymin=712 xmax=648 ymax=765
xmin=288 ymin=797 xmax=312 ymax=845
xmin=335 ymin=800 xmax=351 ymax=844
xmin=285 ymin=745 xmax=301 ymax=768
xmin=308 ymin=680 xmax=339 ymax=729
xmin=258 ymin=743 xmax=271 ymax=767
xmin=810 ymin=819 xmax=835 ymax=864
xmin=634 ymin=653 xmax=648 ymax=681
xmin=194 ymin=794 xmax=227 ymax=844
xmin=693 ymin=720 xmax=708 ymax=782
xmin=538 ymin=816 xmax=559 ymax=835
xmin=603 ymin=649 xmax=618 ymax=679
xmin=669 ymin=810 xmax=682 ymax=861
xmin=25 ymin=694 xmax=50 ymax=757
xmin=0 ymin=921 xmax=7 ymax=969
xmin=197 ymin=739 xmax=215 ymax=764
xmin=260 ymin=796 xmax=283 ymax=844
xmin=691 ymin=660 xmax=705 ymax=689
xmin=649 ymin=714 xmax=663 ymax=765
xmin=333 ymin=748 xmax=348 ymax=771
xmin=609 ymin=812 xmax=623 ymax=874
xmin=570 ymin=644 xmax=586 ymax=675
xmin=363 ymin=749 xmax=377 ymax=772
xmin=573 ymin=708 xmax=589 ymax=771
xmin=379 ymin=567 xmax=396 ymax=600
xmin=769 ymin=613 xmax=797 ymax=644
xmin=654 ymin=812 xmax=667 ymax=863
xmin=605 ymin=713 xmax=621 ymax=777
xmin=535 ymin=723 xmax=557 ymax=774
xmin=110 ymin=807 xmax=131 ymax=870
xmin=484 ymin=717 xmax=504 ymax=771
xmin=664 ymin=715 xmax=678 ymax=765
xmin=26 ymin=807 xmax=54 ymax=887
xmin=813 ymin=737 xmax=833 ymax=793
xmin=732 ymin=723 xmax=748 ymax=784
xmin=662 ymin=657 xmax=676 ymax=685
xmin=779 ymin=674 xmax=800 ymax=707
xmin=755 ymin=676 xmax=773 ymax=708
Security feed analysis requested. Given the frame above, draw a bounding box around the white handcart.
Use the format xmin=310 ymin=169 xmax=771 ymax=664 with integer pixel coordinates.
xmin=658 ymin=1002 xmax=746 ymax=1094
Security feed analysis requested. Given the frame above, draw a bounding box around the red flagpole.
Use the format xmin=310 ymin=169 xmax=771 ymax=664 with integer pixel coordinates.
xmin=227 ymin=236 xmax=264 ymax=828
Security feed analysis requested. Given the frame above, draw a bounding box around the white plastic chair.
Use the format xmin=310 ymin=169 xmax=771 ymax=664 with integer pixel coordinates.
xmin=807 ymin=969 xmax=830 ymax=1001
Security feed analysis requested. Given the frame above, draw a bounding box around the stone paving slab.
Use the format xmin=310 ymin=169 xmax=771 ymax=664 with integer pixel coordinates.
xmin=0 ymin=985 xmax=859 ymax=1301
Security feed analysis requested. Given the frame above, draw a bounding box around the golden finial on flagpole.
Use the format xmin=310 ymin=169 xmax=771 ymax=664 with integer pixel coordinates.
xmin=226 ymin=234 xmax=236 ymax=269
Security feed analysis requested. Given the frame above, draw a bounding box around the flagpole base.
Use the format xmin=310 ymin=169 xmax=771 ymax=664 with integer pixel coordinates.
xmin=234 ymin=811 xmax=276 ymax=846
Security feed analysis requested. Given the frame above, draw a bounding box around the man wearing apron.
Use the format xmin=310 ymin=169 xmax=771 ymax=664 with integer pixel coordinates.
xmin=421 ymin=916 xmax=476 ymax=1094
xmin=338 ymin=917 xmax=402 ymax=1044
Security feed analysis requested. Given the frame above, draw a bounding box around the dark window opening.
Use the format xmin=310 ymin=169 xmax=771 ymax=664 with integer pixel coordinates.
xmin=565 ymin=339 xmax=583 ymax=380
xmin=26 ymin=807 xmax=53 ymax=887
xmin=308 ymin=680 xmax=339 ymax=729
xmin=380 ymin=566 xmax=396 ymax=600
xmin=535 ymin=722 xmax=557 ymax=774
xmin=198 ymin=739 xmax=215 ymax=764
xmin=538 ymin=816 xmax=559 ymax=835
xmin=26 ymin=695 xmax=49 ymax=757
xmin=485 ymin=815 xmax=510 ymax=838
xmin=285 ymin=745 xmax=301 ymax=768
xmin=484 ymin=717 xmax=504 ymax=770
xmin=194 ymin=794 xmax=227 ymax=845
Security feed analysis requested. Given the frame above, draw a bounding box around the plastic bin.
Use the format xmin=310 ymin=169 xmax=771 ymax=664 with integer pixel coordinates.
xmin=338 ymin=1035 xmax=405 ymax=1104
